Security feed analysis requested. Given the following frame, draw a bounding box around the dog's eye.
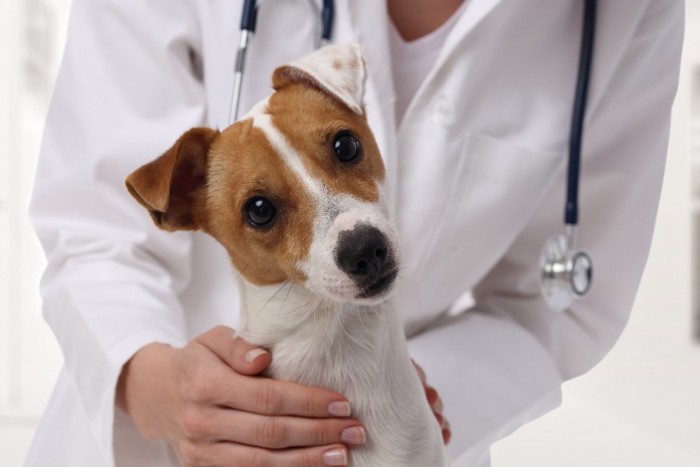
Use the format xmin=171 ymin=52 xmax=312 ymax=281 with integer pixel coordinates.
xmin=333 ymin=132 xmax=362 ymax=163
xmin=245 ymin=197 xmax=276 ymax=227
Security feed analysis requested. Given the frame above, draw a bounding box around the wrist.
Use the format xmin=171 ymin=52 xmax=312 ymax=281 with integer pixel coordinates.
xmin=116 ymin=342 xmax=178 ymax=439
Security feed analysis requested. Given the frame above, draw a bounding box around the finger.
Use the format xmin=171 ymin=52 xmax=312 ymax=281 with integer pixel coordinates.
xmin=432 ymin=394 xmax=444 ymax=414
xmin=425 ymin=385 xmax=438 ymax=406
xmin=219 ymin=375 xmax=353 ymax=419
xmin=433 ymin=412 xmax=450 ymax=432
xmin=193 ymin=408 xmax=366 ymax=448
xmin=197 ymin=325 xmax=271 ymax=376
xmin=229 ymin=333 xmax=273 ymax=376
xmin=201 ymin=442 xmax=350 ymax=467
xmin=437 ymin=414 xmax=451 ymax=444
xmin=434 ymin=412 xmax=444 ymax=426
xmin=270 ymin=444 xmax=350 ymax=467
xmin=442 ymin=428 xmax=452 ymax=445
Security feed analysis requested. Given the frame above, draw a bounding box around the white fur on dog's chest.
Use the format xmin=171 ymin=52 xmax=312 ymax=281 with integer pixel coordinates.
xmin=238 ymin=280 xmax=447 ymax=467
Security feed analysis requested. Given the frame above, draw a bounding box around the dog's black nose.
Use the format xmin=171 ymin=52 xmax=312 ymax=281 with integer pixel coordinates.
xmin=336 ymin=224 xmax=389 ymax=277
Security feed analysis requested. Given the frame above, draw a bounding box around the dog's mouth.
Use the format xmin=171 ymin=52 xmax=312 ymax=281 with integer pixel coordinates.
xmin=357 ymin=268 xmax=398 ymax=300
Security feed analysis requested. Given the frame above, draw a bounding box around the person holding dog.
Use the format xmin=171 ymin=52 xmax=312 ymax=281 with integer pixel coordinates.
xmin=26 ymin=0 xmax=683 ymax=466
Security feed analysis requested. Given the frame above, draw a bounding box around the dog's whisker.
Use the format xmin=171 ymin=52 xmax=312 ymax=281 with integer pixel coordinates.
xmin=255 ymin=280 xmax=291 ymax=318
xmin=281 ymin=280 xmax=294 ymax=311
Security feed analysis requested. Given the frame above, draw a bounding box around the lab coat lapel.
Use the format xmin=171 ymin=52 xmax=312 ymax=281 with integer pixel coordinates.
xmin=397 ymin=0 xmax=506 ymax=134
xmin=439 ymin=0 xmax=506 ymax=66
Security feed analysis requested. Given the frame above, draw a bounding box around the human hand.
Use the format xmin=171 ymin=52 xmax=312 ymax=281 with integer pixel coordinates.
xmin=117 ymin=326 xmax=365 ymax=466
xmin=413 ymin=359 xmax=451 ymax=445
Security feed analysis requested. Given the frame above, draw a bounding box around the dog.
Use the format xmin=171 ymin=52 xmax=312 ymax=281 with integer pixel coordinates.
xmin=126 ymin=43 xmax=448 ymax=467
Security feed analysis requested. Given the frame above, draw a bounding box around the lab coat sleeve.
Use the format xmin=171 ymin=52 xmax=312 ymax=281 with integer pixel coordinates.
xmin=29 ymin=0 xmax=206 ymax=462
xmin=408 ymin=0 xmax=684 ymax=463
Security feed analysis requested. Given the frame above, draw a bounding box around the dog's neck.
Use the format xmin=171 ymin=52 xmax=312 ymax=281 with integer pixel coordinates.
xmin=236 ymin=278 xmax=399 ymax=389
xmin=236 ymin=278 xmax=447 ymax=467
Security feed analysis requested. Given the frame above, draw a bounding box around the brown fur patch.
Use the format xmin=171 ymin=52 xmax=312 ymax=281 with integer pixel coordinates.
xmin=126 ymin=127 xmax=218 ymax=231
xmin=203 ymin=119 xmax=314 ymax=286
xmin=267 ymin=84 xmax=384 ymax=204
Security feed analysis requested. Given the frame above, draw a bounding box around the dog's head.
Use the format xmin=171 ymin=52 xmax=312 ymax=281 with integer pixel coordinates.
xmin=126 ymin=44 xmax=399 ymax=305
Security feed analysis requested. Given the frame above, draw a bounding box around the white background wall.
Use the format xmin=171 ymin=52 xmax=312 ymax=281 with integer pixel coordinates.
xmin=0 ymin=1 xmax=698 ymax=466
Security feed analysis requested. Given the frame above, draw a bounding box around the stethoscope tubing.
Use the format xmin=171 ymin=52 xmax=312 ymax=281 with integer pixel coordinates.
xmin=229 ymin=0 xmax=335 ymax=123
xmin=321 ymin=0 xmax=335 ymax=44
xmin=566 ymin=0 xmax=596 ymax=228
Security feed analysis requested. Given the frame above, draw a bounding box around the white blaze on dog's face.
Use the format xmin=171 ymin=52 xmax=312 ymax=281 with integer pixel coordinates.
xmin=126 ymin=44 xmax=399 ymax=305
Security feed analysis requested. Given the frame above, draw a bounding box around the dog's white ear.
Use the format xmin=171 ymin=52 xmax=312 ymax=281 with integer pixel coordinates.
xmin=272 ymin=43 xmax=365 ymax=115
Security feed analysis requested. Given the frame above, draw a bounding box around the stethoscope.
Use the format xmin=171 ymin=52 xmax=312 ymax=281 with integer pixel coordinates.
xmin=229 ymin=0 xmax=335 ymax=122
xmin=229 ymin=0 xmax=596 ymax=313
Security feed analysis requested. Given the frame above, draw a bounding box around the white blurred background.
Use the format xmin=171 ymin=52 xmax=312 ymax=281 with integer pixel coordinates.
xmin=0 ymin=1 xmax=698 ymax=466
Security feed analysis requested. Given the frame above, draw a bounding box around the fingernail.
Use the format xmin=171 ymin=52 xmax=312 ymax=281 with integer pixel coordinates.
xmin=341 ymin=426 xmax=366 ymax=446
xmin=327 ymin=401 xmax=351 ymax=417
xmin=426 ymin=386 xmax=438 ymax=405
xmin=433 ymin=396 xmax=444 ymax=413
xmin=323 ymin=448 xmax=348 ymax=466
xmin=244 ymin=348 xmax=268 ymax=364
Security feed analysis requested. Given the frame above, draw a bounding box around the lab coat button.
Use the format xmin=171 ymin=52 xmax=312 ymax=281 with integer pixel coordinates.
xmin=432 ymin=95 xmax=455 ymax=126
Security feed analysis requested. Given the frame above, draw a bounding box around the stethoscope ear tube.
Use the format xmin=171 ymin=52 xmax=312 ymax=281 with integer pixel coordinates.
xmin=321 ymin=0 xmax=335 ymax=43
xmin=229 ymin=0 xmax=259 ymax=124
xmin=230 ymin=0 xmax=335 ymax=122
xmin=240 ymin=0 xmax=259 ymax=33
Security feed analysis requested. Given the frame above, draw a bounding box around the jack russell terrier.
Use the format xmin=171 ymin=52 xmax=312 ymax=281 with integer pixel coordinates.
xmin=126 ymin=43 xmax=448 ymax=467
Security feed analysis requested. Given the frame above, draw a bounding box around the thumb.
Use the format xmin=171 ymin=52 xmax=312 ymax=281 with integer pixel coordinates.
xmin=196 ymin=325 xmax=272 ymax=376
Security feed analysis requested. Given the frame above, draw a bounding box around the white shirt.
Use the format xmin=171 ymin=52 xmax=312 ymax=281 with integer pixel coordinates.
xmin=389 ymin=1 xmax=470 ymax=122
xmin=26 ymin=1 xmax=684 ymax=466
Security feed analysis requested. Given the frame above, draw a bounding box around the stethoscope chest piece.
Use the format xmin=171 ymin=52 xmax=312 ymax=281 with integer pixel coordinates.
xmin=539 ymin=233 xmax=593 ymax=313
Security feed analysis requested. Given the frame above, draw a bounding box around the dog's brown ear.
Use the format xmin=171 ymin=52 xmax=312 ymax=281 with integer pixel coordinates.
xmin=126 ymin=127 xmax=219 ymax=231
xmin=272 ymin=43 xmax=365 ymax=115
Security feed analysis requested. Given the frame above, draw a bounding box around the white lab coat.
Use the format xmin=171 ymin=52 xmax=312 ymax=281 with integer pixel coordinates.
xmin=27 ymin=0 xmax=683 ymax=466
